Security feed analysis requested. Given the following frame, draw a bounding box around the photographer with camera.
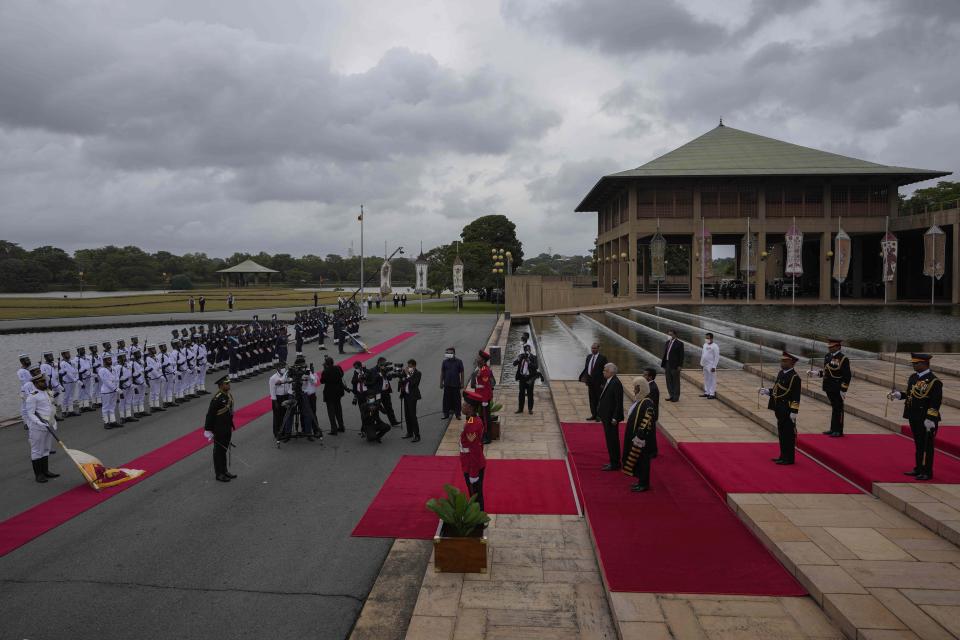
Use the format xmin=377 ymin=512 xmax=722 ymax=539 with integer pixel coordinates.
xmin=277 ymin=355 xmax=321 ymax=442
xmin=375 ymin=357 xmax=402 ymax=428
xmin=321 ymin=355 xmax=346 ymax=435
xmin=513 ymin=343 xmax=543 ymax=414
xmin=352 ymin=363 xmax=390 ymax=442
xmin=399 ymin=359 xmax=422 ymax=442
xmin=269 ymin=361 xmax=292 ymax=440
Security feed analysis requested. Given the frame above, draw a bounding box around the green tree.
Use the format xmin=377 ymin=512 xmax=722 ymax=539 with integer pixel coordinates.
xmin=30 ymin=246 xmax=78 ymax=283
xmin=901 ymin=180 xmax=960 ymax=213
xmin=0 ymin=257 xmax=51 ymax=292
xmin=460 ymin=215 xmax=524 ymax=268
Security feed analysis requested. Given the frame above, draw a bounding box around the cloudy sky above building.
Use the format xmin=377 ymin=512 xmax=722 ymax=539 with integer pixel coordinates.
xmin=1 ymin=0 xmax=957 ymax=258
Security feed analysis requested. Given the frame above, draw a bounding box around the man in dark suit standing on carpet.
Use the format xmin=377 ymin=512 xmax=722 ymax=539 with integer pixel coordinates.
xmin=596 ymin=362 xmax=624 ymax=471
xmin=579 ymin=343 xmax=608 ymax=420
xmin=660 ymin=329 xmax=684 ymax=402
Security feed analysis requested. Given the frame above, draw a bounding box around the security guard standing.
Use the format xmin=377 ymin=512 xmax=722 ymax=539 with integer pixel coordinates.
xmin=204 ymin=375 xmax=237 ymax=483
xmin=809 ymin=339 xmax=852 ymax=437
xmin=760 ymin=351 xmax=801 ymax=465
xmin=889 ymin=353 xmax=943 ymax=480
xmin=24 ymin=370 xmax=60 ymax=483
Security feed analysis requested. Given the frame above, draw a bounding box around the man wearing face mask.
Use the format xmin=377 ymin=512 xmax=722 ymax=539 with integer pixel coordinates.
xmin=513 ymin=344 xmax=541 ymax=414
xmin=699 ymin=333 xmax=720 ymax=400
xmin=440 ymin=347 xmax=464 ymax=420
xmin=400 ymin=359 xmax=422 ymax=442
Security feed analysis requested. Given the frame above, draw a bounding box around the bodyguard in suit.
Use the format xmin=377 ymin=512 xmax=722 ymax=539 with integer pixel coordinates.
xmin=320 ymin=356 xmax=346 ymax=435
xmin=513 ymin=344 xmax=541 ymax=414
xmin=760 ymin=352 xmax=801 ymax=465
xmin=579 ymin=343 xmax=608 ymax=420
xmin=809 ymin=338 xmax=852 ymax=437
xmin=643 ymin=367 xmax=660 ymax=458
xmin=660 ymin=330 xmax=684 ymax=402
xmin=596 ymin=363 xmax=625 ymax=471
xmin=400 ymin=359 xmax=422 ymax=442
xmin=889 ymin=353 xmax=943 ymax=480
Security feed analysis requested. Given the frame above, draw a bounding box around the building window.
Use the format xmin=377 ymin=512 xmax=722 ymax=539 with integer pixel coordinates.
xmin=675 ymin=189 xmax=693 ymax=217
xmin=766 ymin=187 xmax=783 ymax=217
xmin=804 ymin=187 xmax=823 ymax=217
xmin=740 ymin=189 xmax=757 ymax=217
xmin=869 ymin=186 xmax=888 ymax=216
xmin=701 ymin=191 xmax=719 ymax=217
xmin=849 ymin=186 xmax=868 ymax=216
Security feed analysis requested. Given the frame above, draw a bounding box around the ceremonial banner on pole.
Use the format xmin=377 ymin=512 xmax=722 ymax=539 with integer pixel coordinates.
xmin=415 ymin=254 xmax=429 ymax=292
xmin=924 ymin=225 xmax=946 ymax=280
xmin=650 ymin=231 xmax=666 ymax=282
xmin=881 ymin=232 xmax=898 ymax=282
xmin=452 ymin=256 xmax=464 ymax=294
xmin=380 ymin=260 xmax=392 ymax=295
xmin=832 ymin=229 xmax=851 ymax=283
xmin=785 ymin=224 xmax=804 ymax=276
xmin=740 ymin=233 xmax=758 ymax=274
xmin=698 ymin=227 xmax=713 ymax=278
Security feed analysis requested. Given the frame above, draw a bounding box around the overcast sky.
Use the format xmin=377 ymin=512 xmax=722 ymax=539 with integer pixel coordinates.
xmin=1 ymin=0 xmax=957 ymax=259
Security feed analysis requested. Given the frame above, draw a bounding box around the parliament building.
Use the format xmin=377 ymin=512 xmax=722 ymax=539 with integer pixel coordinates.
xmin=574 ymin=124 xmax=957 ymax=304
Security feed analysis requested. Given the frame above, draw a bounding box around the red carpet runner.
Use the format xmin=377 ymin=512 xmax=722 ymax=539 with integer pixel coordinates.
xmin=798 ymin=433 xmax=960 ymax=491
xmin=678 ymin=442 xmax=860 ymax=497
xmin=351 ymin=455 xmax=578 ymax=539
xmin=0 ymin=332 xmax=417 ymax=558
xmin=562 ymin=422 xmax=805 ymax=595
xmin=901 ymin=424 xmax=960 ymax=458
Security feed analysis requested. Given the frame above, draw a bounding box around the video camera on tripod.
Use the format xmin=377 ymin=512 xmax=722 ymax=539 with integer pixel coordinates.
xmin=277 ymin=357 xmax=321 ymax=446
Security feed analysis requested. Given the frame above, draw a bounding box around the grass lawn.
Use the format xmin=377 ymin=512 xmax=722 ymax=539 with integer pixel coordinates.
xmin=0 ymin=289 xmax=495 ymax=319
xmin=364 ymin=300 xmax=497 ymax=315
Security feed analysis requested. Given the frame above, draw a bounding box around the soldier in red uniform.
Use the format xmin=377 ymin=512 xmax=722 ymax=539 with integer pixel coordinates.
xmin=473 ymin=350 xmax=494 ymax=444
xmin=460 ymin=390 xmax=487 ymax=511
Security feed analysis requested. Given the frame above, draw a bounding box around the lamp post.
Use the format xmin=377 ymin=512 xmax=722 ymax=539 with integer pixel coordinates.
xmin=162 ymin=271 xmax=168 ymax=294
xmin=491 ymin=247 xmax=508 ymax=316
xmin=79 ymin=271 xmax=84 ymax=298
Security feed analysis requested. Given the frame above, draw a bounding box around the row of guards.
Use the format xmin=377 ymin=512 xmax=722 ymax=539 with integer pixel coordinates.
xmin=641 ymin=217 xmax=947 ymax=301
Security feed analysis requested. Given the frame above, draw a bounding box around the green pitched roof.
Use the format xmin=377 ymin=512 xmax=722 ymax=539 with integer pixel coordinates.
xmin=576 ymin=124 xmax=950 ymax=212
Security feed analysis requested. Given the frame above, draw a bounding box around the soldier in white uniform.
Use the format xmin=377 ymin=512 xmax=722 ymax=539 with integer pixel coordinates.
xmin=88 ymin=344 xmax=102 ymax=407
xmin=699 ymin=333 xmax=721 ymax=400
xmin=184 ymin=335 xmax=199 ymax=397
xmin=76 ymin=345 xmax=94 ymax=412
xmin=117 ymin=352 xmax=138 ymax=423
xmin=58 ymin=348 xmax=80 ymax=416
xmin=145 ymin=344 xmax=166 ymax=412
xmin=115 ymin=338 xmax=127 ymax=360
xmin=24 ymin=370 xmax=60 ymax=483
xmin=18 ymin=355 xmax=35 ymax=425
xmin=173 ymin=338 xmax=188 ymax=402
xmin=196 ymin=336 xmax=209 ymax=394
xmin=98 ymin=354 xmax=120 ymax=429
xmin=159 ymin=342 xmax=176 ymax=407
xmin=131 ymin=348 xmax=147 ymax=417
xmin=40 ymin=351 xmax=65 ymax=419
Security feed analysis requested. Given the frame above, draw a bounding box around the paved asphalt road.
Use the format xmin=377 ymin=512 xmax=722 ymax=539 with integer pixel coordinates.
xmin=0 ymin=313 xmax=495 ymax=640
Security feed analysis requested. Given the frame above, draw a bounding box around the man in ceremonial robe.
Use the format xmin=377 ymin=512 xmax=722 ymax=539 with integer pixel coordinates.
xmin=621 ymin=377 xmax=656 ymax=492
xmin=809 ymin=339 xmax=852 ymax=437
xmin=889 ymin=353 xmax=943 ymax=480
xmin=761 ymin=352 xmax=801 ymax=465
xmin=473 ymin=351 xmax=494 ymax=444
xmin=459 ymin=391 xmax=487 ymax=511
xmin=204 ymin=376 xmax=237 ymax=483
xmin=643 ymin=367 xmax=660 ymax=458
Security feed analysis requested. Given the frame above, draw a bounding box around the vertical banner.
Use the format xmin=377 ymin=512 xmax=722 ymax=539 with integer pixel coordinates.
xmin=699 ymin=227 xmax=713 ymax=278
xmin=881 ymin=232 xmax=898 ymax=282
xmin=415 ymin=254 xmax=429 ymax=292
xmin=452 ymin=256 xmax=464 ymax=294
xmin=832 ymin=229 xmax=851 ymax=283
xmin=785 ymin=224 xmax=804 ymax=276
xmin=379 ymin=260 xmax=392 ymax=295
xmin=924 ymin=225 xmax=946 ymax=280
xmin=740 ymin=233 xmax=758 ymax=274
xmin=650 ymin=231 xmax=666 ymax=282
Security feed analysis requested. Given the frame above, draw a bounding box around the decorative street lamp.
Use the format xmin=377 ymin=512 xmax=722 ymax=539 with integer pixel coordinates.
xmin=79 ymin=271 xmax=85 ymax=298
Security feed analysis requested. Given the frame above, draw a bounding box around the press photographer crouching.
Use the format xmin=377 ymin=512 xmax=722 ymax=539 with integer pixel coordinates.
xmin=353 ymin=363 xmax=390 ymax=443
xmin=374 ymin=357 xmax=402 ymax=427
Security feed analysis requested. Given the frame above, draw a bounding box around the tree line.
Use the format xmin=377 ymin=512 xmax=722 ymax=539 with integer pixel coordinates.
xmin=0 ymin=214 xmax=525 ymax=293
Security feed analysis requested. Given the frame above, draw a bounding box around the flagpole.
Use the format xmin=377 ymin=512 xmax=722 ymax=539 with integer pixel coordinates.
xmin=700 ymin=218 xmax=705 ymax=303
xmin=746 ymin=217 xmax=751 ymax=303
xmin=792 ymin=216 xmax=796 ymax=305
xmin=360 ymin=204 xmax=365 ymax=299
xmin=837 ymin=216 xmax=841 ymax=306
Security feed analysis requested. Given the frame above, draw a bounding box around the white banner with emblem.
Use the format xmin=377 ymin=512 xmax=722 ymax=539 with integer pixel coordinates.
xmin=453 ymin=256 xmax=464 ymax=294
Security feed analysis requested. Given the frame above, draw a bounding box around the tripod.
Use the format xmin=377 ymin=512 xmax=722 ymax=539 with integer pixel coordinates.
xmin=277 ymin=390 xmax=323 ymax=447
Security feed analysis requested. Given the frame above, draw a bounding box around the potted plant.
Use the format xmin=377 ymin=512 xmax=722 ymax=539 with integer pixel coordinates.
xmin=487 ymin=402 xmax=503 ymax=440
xmin=427 ymin=484 xmax=491 ymax=573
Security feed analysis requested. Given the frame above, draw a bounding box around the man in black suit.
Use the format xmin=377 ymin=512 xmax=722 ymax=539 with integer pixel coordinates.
xmin=643 ymin=367 xmax=660 ymax=458
xmin=513 ymin=344 xmax=542 ymax=414
xmin=579 ymin=343 xmax=608 ymax=420
xmin=320 ymin=356 xmax=346 ymax=435
xmin=596 ymin=363 xmax=624 ymax=470
xmin=400 ymin=359 xmax=422 ymax=442
xmin=660 ymin=329 xmax=684 ymax=402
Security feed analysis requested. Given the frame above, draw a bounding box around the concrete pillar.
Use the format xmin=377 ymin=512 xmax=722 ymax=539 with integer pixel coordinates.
xmin=820 ymin=232 xmax=832 ymax=301
xmin=756 ymin=228 xmax=767 ymax=301
xmin=953 ymin=223 xmax=959 ymax=304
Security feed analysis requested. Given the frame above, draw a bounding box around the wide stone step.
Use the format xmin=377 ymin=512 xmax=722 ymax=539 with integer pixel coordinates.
xmin=873 ymin=483 xmax=960 ymax=548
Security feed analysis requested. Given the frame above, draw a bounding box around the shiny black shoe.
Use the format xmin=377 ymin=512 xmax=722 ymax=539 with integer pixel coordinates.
xmin=329 ymin=430 xmax=338 ymax=436
xmin=771 ymin=458 xmax=782 ymax=463
xmin=601 ymin=464 xmax=620 ymax=471
xmin=917 ymin=474 xmax=932 ymax=481
xmin=775 ymin=460 xmax=795 ymax=465
xmin=401 ymin=434 xmax=413 ymax=439
xmin=903 ymin=470 xmax=920 ymax=476
xmin=216 ymin=474 xmax=231 ymax=482
xmin=829 ymin=432 xmax=843 ymax=438
xmin=224 ymin=472 xmax=237 ymax=479
xmin=514 ymin=409 xmax=524 ymax=414
xmin=631 ymin=484 xmax=649 ymax=492
xmin=126 ymin=417 xmax=139 ymax=423
xmin=412 ymin=436 xmax=421 ymax=443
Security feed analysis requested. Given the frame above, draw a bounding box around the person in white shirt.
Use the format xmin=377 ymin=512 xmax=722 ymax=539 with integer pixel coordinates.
xmin=98 ymin=354 xmax=120 ymax=429
xmin=700 ymin=333 xmax=720 ymax=400
xmin=145 ymin=345 xmax=166 ymax=412
xmin=520 ymin=331 xmax=537 ymax=355
xmin=24 ymin=371 xmax=60 ymax=483
xmin=269 ymin=363 xmax=292 ymax=439
xmin=41 ymin=352 xmax=65 ymax=419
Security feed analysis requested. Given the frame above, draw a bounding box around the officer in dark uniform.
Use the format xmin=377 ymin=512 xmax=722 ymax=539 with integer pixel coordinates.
xmin=809 ymin=339 xmax=852 ymax=437
xmin=203 ymin=375 xmax=237 ymax=483
xmin=761 ymin=351 xmax=801 ymax=465
xmin=889 ymin=353 xmax=943 ymax=480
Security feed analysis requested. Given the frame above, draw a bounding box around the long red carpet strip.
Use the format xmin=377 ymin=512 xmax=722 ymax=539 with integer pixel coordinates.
xmin=901 ymin=424 xmax=960 ymax=458
xmin=351 ymin=455 xmax=578 ymax=539
xmin=798 ymin=433 xmax=960 ymax=491
xmin=561 ymin=422 xmax=805 ymax=596
xmin=0 ymin=332 xmax=416 ymax=558
xmin=678 ymin=442 xmax=861 ymax=497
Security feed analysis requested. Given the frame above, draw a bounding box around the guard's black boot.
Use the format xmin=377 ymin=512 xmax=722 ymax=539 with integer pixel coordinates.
xmin=32 ymin=459 xmax=47 ymax=483
xmin=41 ymin=456 xmax=59 ymax=478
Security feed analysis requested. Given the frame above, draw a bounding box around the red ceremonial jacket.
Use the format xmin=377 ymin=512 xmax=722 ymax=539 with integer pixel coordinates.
xmin=459 ymin=416 xmax=486 ymax=477
xmin=475 ymin=365 xmax=493 ymax=402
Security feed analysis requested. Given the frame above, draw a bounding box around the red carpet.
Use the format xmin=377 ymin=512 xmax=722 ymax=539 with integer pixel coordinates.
xmin=799 ymin=433 xmax=960 ymax=491
xmin=901 ymin=424 xmax=960 ymax=458
xmin=562 ymin=422 xmax=805 ymax=596
xmin=678 ymin=442 xmax=861 ymax=497
xmin=351 ymin=455 xmax=578 ymax=539
xmin=0 ymin=332 xmax=416 ymax=558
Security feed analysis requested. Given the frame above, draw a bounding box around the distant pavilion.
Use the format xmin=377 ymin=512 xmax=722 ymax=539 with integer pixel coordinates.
xmin=216 ymin=259 xmax=279 ymax=287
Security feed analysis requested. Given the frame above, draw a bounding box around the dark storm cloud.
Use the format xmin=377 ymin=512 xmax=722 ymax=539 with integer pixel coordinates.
xmin=526 ymin=158 xmax=622 ymax=205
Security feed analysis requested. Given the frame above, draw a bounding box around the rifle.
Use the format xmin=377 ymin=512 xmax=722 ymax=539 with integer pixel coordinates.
xmin=885 ymin=341 xmax=899 ymax=418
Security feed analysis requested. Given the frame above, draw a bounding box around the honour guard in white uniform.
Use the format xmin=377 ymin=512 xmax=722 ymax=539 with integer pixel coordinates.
xmin=41 ymin=351 xmax=65 ymax=419
xmin=98 ymin=354 xmax=120 ymax=429
xmin=146 ymin=344 xmax=166 ymax=412
xmin=58 ymin=348 xmax=80 ymax=416
xmin=131 ymin=348 xmax=147 ymax=417
xmin=24 ymin=370 xmax=60 ymax=483
xmin=76 ymin=345 xmax=94 ymax=412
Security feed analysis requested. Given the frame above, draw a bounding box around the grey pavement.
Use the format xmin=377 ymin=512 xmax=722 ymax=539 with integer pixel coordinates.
xmin=0 ymin=313 xmax=495 ymax=640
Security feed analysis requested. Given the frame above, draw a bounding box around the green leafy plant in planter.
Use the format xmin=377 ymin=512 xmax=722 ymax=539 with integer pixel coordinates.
xmin=426 ymin=484 xmax=491 ymax=537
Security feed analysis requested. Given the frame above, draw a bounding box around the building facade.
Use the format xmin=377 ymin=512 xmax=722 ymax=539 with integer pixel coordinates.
xmin=576 ymin=124 xmax=957 ymax=303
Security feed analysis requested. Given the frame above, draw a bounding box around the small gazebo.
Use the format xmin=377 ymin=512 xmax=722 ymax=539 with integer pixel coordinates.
xmin=217 ymin=259 xmax=279 ymax=287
